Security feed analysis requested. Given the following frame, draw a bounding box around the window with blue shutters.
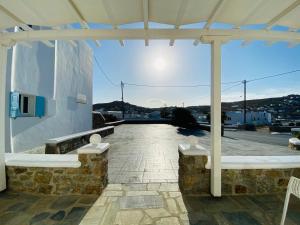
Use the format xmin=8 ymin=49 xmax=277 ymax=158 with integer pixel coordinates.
xmin=10 ymin=92 xmax=46 ymax=118
xmin=35 ymin=96 xmax=45 ymax=118
xmin=10 ymin=92 xmax=20 ymax=118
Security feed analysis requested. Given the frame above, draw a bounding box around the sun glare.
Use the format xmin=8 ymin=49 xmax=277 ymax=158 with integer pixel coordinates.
xmin=153 ymin=57 xmax=167 ymax=71
xmin=140 ymin=47 xmax=177 ymax=81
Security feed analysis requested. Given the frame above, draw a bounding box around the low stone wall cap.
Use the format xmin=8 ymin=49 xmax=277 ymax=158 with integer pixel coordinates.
xmin=178 ymin=143 xmax=209 ymax=156
xmin=77 ymin=143 xmax=110 ymax=154
xmin=289 ymin=138 xmax=300 ymax=145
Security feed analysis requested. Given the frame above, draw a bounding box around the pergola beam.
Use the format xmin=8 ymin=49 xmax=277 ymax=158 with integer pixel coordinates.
xmin=68 ymin=0 xmax=101 ymax=47
xmin=169 ymin=0 xmax=189 ymax=46
xmin=193 ymin=0 xmax=226 ymax=46
xmin=241 ymin=39 xmax=252 ymax=47
xmin=2 ymin=29 xmax=300 ymax=46
xmin=142 ymin=0 xmax=149 ymax=46
xmin=204 ymin=0 xmax=226 ymax=30
xmin=52 ymin=26 xmax=77 ymax=47
xmin=265 ymin=0 xmax=300 ymax=30
xmin=0 ymin=4 xmax=54 ymax=48
xmin=102 ymin=0 xmax=124 ymax=46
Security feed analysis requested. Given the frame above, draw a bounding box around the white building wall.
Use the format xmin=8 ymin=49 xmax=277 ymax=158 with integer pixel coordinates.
xmin=225 ymin=111 xmax=271 ymax=126
xmin=7 ymin=40 xmax=93 ymax=153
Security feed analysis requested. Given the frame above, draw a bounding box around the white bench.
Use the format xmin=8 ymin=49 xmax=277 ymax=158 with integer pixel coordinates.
xmin=47 ymin=126 xmax=114 ymax=144
xmin=5 ymin=153 xmax=81 ymax=168
xmin=178 ymin=143 xmax=300 ymax=169
xmin=45 ymin=126 xmax=114 ymax=154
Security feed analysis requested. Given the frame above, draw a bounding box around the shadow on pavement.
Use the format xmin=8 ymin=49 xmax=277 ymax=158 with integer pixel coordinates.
xmin=177 ymin=128 xmax=206 ymax=137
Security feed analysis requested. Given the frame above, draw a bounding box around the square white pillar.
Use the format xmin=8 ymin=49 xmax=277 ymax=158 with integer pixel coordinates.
xmin=0 ymin=46 xmax=7 ymax=191
xmin=210 ymin=40 xmax=222 ymax=197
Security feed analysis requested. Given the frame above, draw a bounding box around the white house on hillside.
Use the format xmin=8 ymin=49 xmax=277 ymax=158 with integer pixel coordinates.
xmin=225 ymin=111 xmax=271 ymax=126
xmin=5 ymin=28 xmax=93 ymax=153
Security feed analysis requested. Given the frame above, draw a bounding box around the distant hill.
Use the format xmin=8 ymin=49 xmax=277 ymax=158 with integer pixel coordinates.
xmin=93 ymin=94 xmax=300 ymax=120
xmin=93 ymin=101 xmax=158 ymax=113
xmin=188 ymin=94 xmax=300 ymax=119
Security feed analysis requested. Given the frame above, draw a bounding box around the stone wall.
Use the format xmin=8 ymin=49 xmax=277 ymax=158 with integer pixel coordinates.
xmin=289 ymin=141 xmax=300 ymax=150
xmin=178 ymin=151 xmax=300 ymax=196
xmin=6 ymin=150 xmax=108 ymax=195
xmin=45 ymin=127 xmax=114 ymax=154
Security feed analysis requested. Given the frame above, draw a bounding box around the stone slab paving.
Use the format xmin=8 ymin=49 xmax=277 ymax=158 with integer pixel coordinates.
xmin=79 ymin=183 xmax=300 ymax=225
xmin=0 ymin=183 xmax=299 ymax=224
xmin=0 ymin=191 xmax=98 ymax=225
xmin=104 ymin=124 xmax=300 ymax=184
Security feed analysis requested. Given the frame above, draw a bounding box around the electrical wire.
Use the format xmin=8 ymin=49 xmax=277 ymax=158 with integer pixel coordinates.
xmin=94 ymin=56 xmax=119 ymax=87
xmin=222 ymin=82 xmax=243 ymax=92
xmin=221 ymin=80 xmax=242 ymax=85
xmin=123 ymin=82 xmax=210 ymax=88
xmin=247 ymin=69 xmax=300 ymax=83
xmin=94 ymin=54 xmax=300 ymax=90
xmin=123 ymin=80 xmax=242 ymax=88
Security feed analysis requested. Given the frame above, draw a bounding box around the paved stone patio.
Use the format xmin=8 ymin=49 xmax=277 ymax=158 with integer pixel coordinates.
xmin=105 ymin=124 xmax=300 ymax=184
xmin=0 ymin=191 xmax=98 ymax=225
xmin=1 ymin=183 xmax=299 ymax=224
xmin=79 ymin=183 xmax=300 ymax=225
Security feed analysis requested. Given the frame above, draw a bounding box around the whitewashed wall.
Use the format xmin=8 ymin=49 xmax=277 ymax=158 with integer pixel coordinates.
xmin=6 ymin=40 xmax=93 ymax=153
xmin=225 ymin=111 xmax=271 ymax=126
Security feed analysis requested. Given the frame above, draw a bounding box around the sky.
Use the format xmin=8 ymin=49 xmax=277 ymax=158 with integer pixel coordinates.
xmin=90 ymin=23 xmax=300 ymax=108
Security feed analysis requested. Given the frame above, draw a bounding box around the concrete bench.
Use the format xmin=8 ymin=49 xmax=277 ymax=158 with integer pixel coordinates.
xmin=178 ymin=144 xmax=300 ymax=196
xmin=45 ymin=126 xmax=114 ymax=154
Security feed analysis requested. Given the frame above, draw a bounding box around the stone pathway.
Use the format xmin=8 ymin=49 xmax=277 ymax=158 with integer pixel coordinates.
xmin=0 ymin=191 xmax=98 ymax=225
xmin=0 ymin=183 xmax=300 ymax=224
xmin=105 ymin=124 xmax=300 ymax=184
xmin=80 ymin=183 xmax=300 ymax=225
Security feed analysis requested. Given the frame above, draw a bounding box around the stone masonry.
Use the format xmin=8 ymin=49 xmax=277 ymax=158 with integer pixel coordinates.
xmin=6 ymin=150 xmax=108 ymax=195
xmin=289 ymin=141 xmax=300 ymax=150
xmin=178 ymin=150 xmax=300 ymax=196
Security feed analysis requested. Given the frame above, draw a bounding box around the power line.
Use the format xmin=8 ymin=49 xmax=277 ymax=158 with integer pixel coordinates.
xmin=94 ymin=56 xmax=118 ymax=87
xmin=123 ymin=82 xmax=210 ymax=88
xmin=222 ymin=82 xmax=243 ymax=92
xmin=94 ymin=54 xmax=300 ymax=89
xmin=221 ymin=80 xmax=242 ymax=85
xmin=123 ymin=80 xmax=242 ymax=88
xmin=247 ymin=69 xmax=300 ymax=83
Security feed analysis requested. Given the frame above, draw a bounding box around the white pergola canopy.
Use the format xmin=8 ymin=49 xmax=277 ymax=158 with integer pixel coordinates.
xmin=1 ymin=0 xmax=300 ymax=30
xmin=0 ymin=0 xmax=300 ymax=196
xmin=0 ymin=0 xmax=300 ymax=46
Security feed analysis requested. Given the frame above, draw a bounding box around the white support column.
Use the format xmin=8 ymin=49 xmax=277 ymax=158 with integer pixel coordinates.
xmin=0 ymin=46 xmax=7 ymax=191
xmin=210 ymin=40 xmax=222 ymax=197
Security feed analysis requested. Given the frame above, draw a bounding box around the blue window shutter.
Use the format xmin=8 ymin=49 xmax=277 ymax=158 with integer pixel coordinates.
xmin=10 ymin=92 xmax=20 ymax=118
xmin=35 ymin=96 xmax=45 ymax=118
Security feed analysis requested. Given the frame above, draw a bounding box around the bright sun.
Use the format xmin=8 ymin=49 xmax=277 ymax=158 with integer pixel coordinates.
xmin=153 ymin=57 xmax=167 ymax=71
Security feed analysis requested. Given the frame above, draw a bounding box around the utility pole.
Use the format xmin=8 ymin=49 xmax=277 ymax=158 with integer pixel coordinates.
xmin=121 ymin=81 xmax=124 ymax=119
xmin=243 ymin=80 xmax=247 ymax=125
